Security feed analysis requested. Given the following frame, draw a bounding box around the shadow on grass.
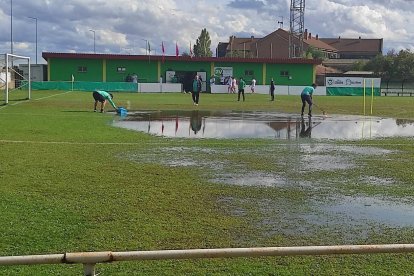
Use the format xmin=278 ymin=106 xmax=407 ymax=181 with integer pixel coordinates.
xmin=1 ymin=98 xmax=29 ymax=104
xmin=61 ymin=110 xmax=94 ymax=113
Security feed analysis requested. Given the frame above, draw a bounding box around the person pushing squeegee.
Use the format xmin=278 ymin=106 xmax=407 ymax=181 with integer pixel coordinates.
xmin=300 ymin=83 xmax=327 ymax=116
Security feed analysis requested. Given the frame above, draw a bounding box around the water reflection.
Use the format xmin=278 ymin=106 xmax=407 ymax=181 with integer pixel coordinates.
xmin=190 ymin=110 xmax=203 ymax=134
xmin=112 ymin=110 xmax=414 ymax=140
xmin=299 ymin=117 xmax=312 ymax=138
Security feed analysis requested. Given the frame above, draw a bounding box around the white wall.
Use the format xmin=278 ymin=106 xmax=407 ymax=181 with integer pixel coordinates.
xmin=19 ymin=64 xmax=47 ymax=81
xmin=139 ymin=83 xmax=182 ymax=93
xmin=211 ymin=85 xmax=326 ymax=96
xmin=137 ymin=83 xmax=327 ymax=95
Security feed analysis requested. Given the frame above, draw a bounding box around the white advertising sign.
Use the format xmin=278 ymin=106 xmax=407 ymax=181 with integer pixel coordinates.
xmin=326 ymin=77 xmax=381 ymax=88
xmin=214 ymin=67 xmax=233 ymax=78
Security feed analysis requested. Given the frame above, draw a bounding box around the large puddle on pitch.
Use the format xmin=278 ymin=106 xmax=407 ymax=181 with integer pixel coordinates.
xmin=113 ymin=110 xmax=414 ymax=140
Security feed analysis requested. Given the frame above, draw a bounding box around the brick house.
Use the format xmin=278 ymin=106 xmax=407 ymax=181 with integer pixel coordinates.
xmin=217 ymin=28 xmax=382 ymax=60
xmin=217 ymin=28 xmax=383 ymax=74
xmin=219 ymin=28 xmax=338 ymax=59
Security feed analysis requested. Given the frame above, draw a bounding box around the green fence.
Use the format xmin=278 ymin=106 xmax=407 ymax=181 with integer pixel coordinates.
xmin=326 ymin=87 xmax=381 ymax=96
xmin=24 ymin=81 xmax=138 ymax=92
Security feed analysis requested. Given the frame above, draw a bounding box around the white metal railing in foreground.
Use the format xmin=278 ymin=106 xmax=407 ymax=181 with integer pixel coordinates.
xmin=1 ymin=244 xmax=414 ymax=275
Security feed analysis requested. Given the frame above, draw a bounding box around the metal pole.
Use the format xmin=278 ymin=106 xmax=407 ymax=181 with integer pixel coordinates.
xmin=28 ymin=17 xmax=38 ymax=64
xmin=35 ymin=19 xmax=37 ymax=64
xmin=5 ymin=54 xmax=9 ymax=104
xmin=10 ymin=0 xmax=13 ymax=54
xmin=141 ymin=39 xmax=148 ymax=55
xmin=89 ymin=29 xmax=96 ymax=53
xmin=27 ymin=57 xmax=31 ymax=100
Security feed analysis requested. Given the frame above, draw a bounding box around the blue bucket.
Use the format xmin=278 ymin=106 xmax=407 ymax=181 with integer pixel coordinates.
xmin=118 ymin=107 xmax=128 ymax=116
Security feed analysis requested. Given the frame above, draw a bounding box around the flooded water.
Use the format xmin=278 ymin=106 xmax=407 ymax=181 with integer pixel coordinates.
xmin=321 ymin=196 xmax=414 ymax=227
xmin=113 ymin=110 xmax=414 ymax=140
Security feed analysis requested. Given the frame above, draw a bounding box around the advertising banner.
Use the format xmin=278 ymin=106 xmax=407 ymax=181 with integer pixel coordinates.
xmin=326 ymin=77 xmax=381 ymax=96
xmin=214 ymin=67 xmax=233 ymax=85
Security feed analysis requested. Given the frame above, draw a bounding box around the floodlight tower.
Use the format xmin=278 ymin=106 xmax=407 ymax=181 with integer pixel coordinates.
xmin=289 ymin=0 xmax=305 ymax=58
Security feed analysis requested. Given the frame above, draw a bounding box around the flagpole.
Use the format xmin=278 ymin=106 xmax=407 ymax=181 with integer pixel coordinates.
xmin=71 ymin=74 xmax=74 ymax=91
xmin=162 ymin=41 xmax=165 ymax=63
xmin=148 ymin=41 xmax=151 ymax=63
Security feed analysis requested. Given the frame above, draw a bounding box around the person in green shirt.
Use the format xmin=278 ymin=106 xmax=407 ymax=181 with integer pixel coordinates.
xmin=192 ymin=75 xmax=202 ymax=106
xmin=300 ymin=83 xmax=317 ymax=117
xmin=92 ymin=90 xmax=118 ymax=113
xmin=238 ymin=77 xmax=246 ymax=101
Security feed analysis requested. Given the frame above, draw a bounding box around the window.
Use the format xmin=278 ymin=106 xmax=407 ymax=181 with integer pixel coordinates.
xmin=78 ymin=66 xmax=87 ymax=73
xmin=280 ymin=71 xmax=289 ymax=77
xmin=244 ymin=70 xmax=254 ymax=76
xmin=117 ymin=67 xmax=126 ymax=72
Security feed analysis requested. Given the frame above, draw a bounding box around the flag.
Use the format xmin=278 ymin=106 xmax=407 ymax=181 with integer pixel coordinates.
xmin=162 ymin=41 xmax=165 ymax=63
xmin=175 ymin=42 xmax=179 ymax=57
xmin=190 ymin=42 xmax=193 ymax=58
xmin=148 ymin=41 xmax=151 ymax=53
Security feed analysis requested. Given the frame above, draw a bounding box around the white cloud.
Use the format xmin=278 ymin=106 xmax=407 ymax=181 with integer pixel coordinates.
xmin=0 ymin=0 xmax=413 ymax=62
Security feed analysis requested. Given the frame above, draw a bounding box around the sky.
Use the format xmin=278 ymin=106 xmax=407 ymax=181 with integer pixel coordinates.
xmin=0 ymin=0 xmax=414 ymax=64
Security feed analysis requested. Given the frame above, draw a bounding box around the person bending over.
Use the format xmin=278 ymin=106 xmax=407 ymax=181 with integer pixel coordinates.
xmin=300 ymin=83 xmax=317 ymax=117
xmin=93 ymin=90 xmax=117 ymax=113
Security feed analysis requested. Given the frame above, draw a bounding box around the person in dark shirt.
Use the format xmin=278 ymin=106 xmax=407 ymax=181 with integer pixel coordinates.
xmin=238 ymin=77 xmax=246 ymax=102
xmin=192 ymin=75 xmax=202 ymax=106
xmin=270 ymin=78 xmax=275 ymax=101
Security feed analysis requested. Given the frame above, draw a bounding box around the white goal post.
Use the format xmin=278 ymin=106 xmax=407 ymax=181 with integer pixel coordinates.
xmin=1 ymin=53 xmax=31 ymax=104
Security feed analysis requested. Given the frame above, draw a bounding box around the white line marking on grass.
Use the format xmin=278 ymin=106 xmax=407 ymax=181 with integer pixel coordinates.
xmin=0 ymin=91 xmax=73 ymax=110
xmin=34 ymin=90 xmax=73 ymax=101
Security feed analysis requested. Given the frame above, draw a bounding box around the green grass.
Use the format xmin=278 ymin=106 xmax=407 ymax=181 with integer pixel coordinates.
xmin=0 ymin=90 xmax=414 ymax=275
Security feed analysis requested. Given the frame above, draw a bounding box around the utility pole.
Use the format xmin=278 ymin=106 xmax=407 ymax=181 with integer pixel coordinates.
xmin=28 ymin=17 xmax=38 ymax=64
xmin=89 ymin=29 xmax=96 ymax=53
xmin=289 ymin=0 xmax=305 ymax=58
xmin=10 ymin=0 xmax=13 ymax=54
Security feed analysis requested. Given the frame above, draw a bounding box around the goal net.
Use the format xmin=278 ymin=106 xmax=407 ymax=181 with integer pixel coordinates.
xmin=0 ymin=53 xmax=31 ymax=105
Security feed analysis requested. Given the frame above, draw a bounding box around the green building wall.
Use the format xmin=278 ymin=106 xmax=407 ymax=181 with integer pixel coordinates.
xmin=49 ymin=58 xmax=103 ymax=82
xmin=266 ymin=63 xmax=315 ymax=85
xmin=46 ymin=55 xmax=316 ymax=87
xmin=105 ymin=59 xmax=158 ymax=82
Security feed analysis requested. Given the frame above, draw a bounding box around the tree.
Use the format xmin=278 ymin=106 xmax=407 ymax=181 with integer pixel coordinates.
xmin=193 ymin=28 xmax=213 ymax=57
xmin=364 ymin=49 xmax=414 ymax=81
xmin=351 ymin=60 xmax=367 ymax=71
xmin=304 ymin=46 xmax=325 ymax=59
xmin=394 ymin=49 xmax=414 ymax=81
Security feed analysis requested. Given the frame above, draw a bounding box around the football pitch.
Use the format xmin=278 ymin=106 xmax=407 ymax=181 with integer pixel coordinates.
xmin=1 ymin=90 xmax=414 ymax=275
